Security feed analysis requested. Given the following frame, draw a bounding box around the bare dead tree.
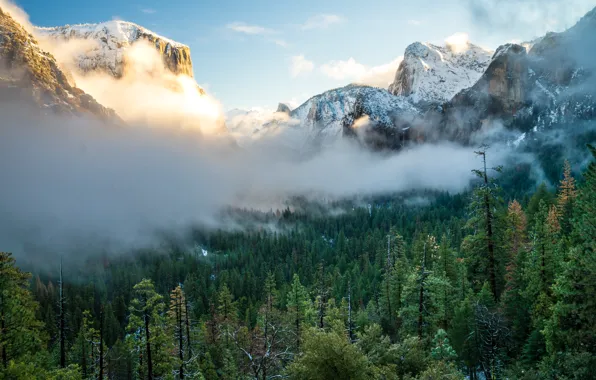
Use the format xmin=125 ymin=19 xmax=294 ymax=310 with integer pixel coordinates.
xmin=472 ymin=146 xmax=502 ymax=301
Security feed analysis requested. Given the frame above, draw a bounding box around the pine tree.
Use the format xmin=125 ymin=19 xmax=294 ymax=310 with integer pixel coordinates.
xmin=168 ymin=285 xmax=189 ymax=379
xmin=286 ymin=274 xmax=308 ymax=350
xmin=500 ymin=200 xmax=531 ymax=355
xmin=69 ymin=310 xmax=105 ymax=379
xmin=0 ymin=252 xmax=43 ymax=371
xmin=430 ymin=329 xmax=457 ymax=362
xmin=127 ymin=278 xmax=170 ymax=380
xmin=314 ymin=263 xmax=329 ymax=330
xmin=379 ymin=230 xmax=407 ymax=336
xmin=556 ymin=160 xmax=577 ymax=235
xmin=287 ymin=323 xmax=373 ymax=380
xmin=464 ymin=148 xmax=504 ymax=301
xmin=399 ymin=235 xmax=443 ymax=341
xmin=543 ymin=145 xmax=596 ymax=374
xmin=434 ymin=235 xmax=457 ymax=330
xmin=217 ymin=284 xmax=237 ymax=348
xmin=58 ymin=258 xmax=66 ymax=369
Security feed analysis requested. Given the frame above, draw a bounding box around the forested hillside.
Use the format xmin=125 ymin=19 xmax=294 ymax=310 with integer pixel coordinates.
xmin=1 ymin=147 xmax=596 ymax=379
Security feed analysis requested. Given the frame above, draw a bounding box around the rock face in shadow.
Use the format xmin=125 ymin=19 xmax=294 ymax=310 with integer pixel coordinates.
xmin=276 ymin=102 xmax=292 ymax=114
xmin=438 ymin=44 xmax=530 ymax=143
xmin=0 ymin=7 xmax=118 ymax=121
xmin=437 ymin=4 xmax=596 ymax=144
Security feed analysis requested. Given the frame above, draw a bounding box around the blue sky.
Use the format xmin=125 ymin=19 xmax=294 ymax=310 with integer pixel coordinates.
xmin=14 ymin=0 xmax=596 ymax=110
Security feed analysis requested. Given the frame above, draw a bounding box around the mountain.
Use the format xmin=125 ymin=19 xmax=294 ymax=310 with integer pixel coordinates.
xmin=388 ymin=40 xmax=492 ymax=106
xmin=288 ymin=85 xmax=419 ymax=150
xmin=0 ymin=7 xmax=117 ymax=120
xmin=276 ymin=102 xmax=292 ymax=114
xmin=36 ymin=20 xmax=193 ymax=79
xmin=442 ymin=6 xmax=596 ymax=134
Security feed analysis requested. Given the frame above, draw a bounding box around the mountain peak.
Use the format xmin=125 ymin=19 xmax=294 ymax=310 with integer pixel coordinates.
xmin=37 ymin=20 xmax=193 ymax=78
xmin=389 ymin=40 xmax=492 ymax=105
xmin=0 ymin=7 xmax=118 ymax=120
xmin=276 ymin=103 xmax=291 ymax=114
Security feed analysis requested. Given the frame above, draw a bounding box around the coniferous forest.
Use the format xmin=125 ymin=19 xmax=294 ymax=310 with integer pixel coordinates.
xmin=1 ymin=147 xmax=596 ymax=380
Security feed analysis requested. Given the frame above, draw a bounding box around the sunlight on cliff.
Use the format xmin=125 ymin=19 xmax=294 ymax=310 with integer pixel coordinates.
xmin=42 ymin=38 xmax=225 ymax=135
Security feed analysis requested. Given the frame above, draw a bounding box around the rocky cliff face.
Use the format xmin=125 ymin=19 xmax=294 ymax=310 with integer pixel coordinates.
xmin=388 ymin=41 xmax=492 ymax=106
xmin=0 ymin=7 xmax=117 ymax=120
xmin=37 ymin=21 xmax=193 ymax=78
xmin=437 ymin=6 xmax=596 ymax=151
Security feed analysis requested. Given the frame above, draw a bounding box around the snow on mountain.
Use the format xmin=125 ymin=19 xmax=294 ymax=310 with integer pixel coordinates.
xmin=226 ymin=85 xmax=419 ymax=151
xmin=36 ymin=20 xmax=193 ymax=78
xmin=288 ymin=85 xmax=419 ymax=149
xmin=388 ymin=38 xmax=492 ymax=105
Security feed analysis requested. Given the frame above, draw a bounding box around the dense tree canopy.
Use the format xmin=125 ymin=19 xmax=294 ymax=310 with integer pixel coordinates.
xmin=1 ymin=148 xmax=595 ymax=379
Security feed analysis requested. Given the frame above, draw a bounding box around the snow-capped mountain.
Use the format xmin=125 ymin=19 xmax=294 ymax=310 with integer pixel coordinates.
xmin=36 ymin=20 xmax=193 ymax=78
xmin=388 ymin=40 xmax=492 ymax=105
xmin=0 ymin=7 xmax=117 ymax=121
xmin=287 ymin=85 xmax=419 ymax=149
xmin=225 ymin=86 xmax=419 ymax=151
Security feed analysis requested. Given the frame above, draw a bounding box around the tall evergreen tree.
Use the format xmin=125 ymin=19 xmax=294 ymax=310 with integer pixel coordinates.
xmin=286 ymin=274 xmax=308 ymax=350
xmin=0 ymin=252 xmax=43 ymax=371
xmin=127 ymin=278 xmax=171 ymax=380
xmin=544 ymin=145 xmax=596 ymax=375
xmin=465 ymin=148 xmax=504 ymax=301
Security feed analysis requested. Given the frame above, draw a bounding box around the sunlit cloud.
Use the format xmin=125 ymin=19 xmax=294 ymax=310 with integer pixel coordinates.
xmin=290 ymin=55 xmax=314 ymax=77
xmin=301 ymin=14 xmax=344 ymax=30
xmin=320 ymin=56 xmax=402 ymax=87
xmin=226 ymin=22 xmax=276 ymax=35
xmin=445 ymin=32 xmax=471 ymax=53
xmin=320 ymin=58 xmax=367 ymax=80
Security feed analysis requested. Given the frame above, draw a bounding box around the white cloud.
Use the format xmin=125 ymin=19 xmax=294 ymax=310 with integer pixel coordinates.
xmin=273 ymin=39 xmax=288 ymax=48
xmin=141 ymin=8 xmax=156 ymax=14
xmin=356 ymin=57 xmax=403 ymax=88
xmin=301 ymin=14 xmax=344 ymax=30
xmin=320 ymin=58 xmax=367 ymax=80
xmin=290 ymin=55 xmax=314 ymax=77
xmin=320 ymin=57 xmax=402 ymax=88
xmin=407 ymin=19 xmax=421 ymax=26
xmin=226 ymin=22 xmax=275 ymax=35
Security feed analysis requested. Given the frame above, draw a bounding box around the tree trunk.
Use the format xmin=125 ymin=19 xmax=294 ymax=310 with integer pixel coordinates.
xmin=99 ymin=306 xmax=104 ymax=380
xmin=178 ymin=296 xmax=184 ymax=379
xmin=295 ymin=301 xmax=301 ymax=350
xmin=541 ymin=241 xmax=546 ymax=290
xmin=485 ymin=192 xmax=498 ymax=302
xmin=81 ymin=334 xmax=87 ymax=378
xmin=347 ymin=282 xmax=354 ymax=343
xmin=144 ymin=313 xmax=153 ymax=380
xmin=418 ymin=243 xmax=427 ymax=340
xmin=417 ymin=282 xmax=424 ymax=340
xmin=59 ymin=261 xmax=66 ymax=368
xmin=184 ymin=296 xmax=192 ymax=359
xmin=138 ymin=351 xmax=143 ymax=380
xmin=1 ymin=307 xmax=7 ymax=369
